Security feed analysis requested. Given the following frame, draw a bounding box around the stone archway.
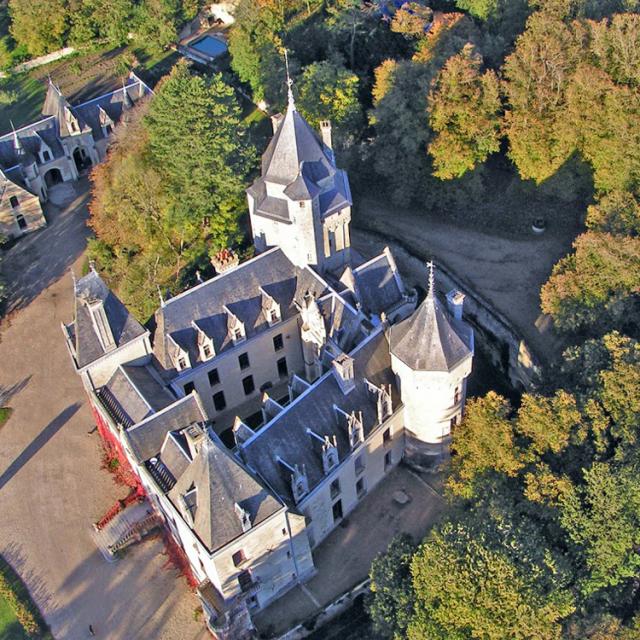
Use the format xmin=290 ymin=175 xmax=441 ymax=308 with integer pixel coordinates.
xmin=44 ymin=168 xmax=63 ymax=187
xmin=73 ymin=147 xmax=92 ymax=173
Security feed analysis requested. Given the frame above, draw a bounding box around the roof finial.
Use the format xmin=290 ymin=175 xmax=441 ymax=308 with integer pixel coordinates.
xmin=427 ymin=260 xmax=435 ymax=300
xmin=284 ymin=49 xmax=295 ymax=111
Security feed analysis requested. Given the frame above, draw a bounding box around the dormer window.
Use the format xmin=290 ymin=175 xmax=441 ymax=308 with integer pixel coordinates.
xmin=224 ymin=305 xmax=246 ymax=344
xmin=9 ymin=196 xmax=18 ymax=209
xmin=40 ymin=150 xmax=51 ymax=163
xmin=299 ymin=201 xmax=305 ymax=208
xmin=261 ymin=288 xmax=281 ymax=326
xmin=178 ymin=357 xmax=187 ymax=370
xmin=203 ymin=343 xmax=212 ymax=358
xmin=193 ymin=320 xmax=215 ymax=362
xmin=169 ymin=334 xmax=190 ymax=371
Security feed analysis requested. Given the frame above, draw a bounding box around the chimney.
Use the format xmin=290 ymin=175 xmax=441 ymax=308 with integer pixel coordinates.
xmin=210 ymin=248 xmax=239 ymax=275
xmin=86 ymin=298 xmax=116 ymax=352
xmin=332 ymin=353 xmax=355 ymax=394
xmin=184 ymin=423 xmax=206 ymax=459
xmin=446 ymin=289 xmax=465 ymax=320
xmin=271 ymin=113 xmax=284 ymax=134
xmin=319 ymin=120 xmax=332 ymax=149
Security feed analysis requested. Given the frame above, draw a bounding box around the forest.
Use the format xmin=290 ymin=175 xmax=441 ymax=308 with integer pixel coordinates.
xmin=40 ymin=0 xmax=640 ymax=635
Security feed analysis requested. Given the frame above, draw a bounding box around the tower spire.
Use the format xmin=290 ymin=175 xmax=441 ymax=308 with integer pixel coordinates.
xmin=11 ymin=120 xmax=23 ymax=156
xmin=426 ymin=260 xmax=435 ymax=300
xmin=284 ymin=49 xmax=295 ymax=111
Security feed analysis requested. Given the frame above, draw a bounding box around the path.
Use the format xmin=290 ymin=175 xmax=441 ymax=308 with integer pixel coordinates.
xmin=354 ymin=197 xmax=580 ymax=365
xmin=0 ymin=181 xmax=208 ymax=640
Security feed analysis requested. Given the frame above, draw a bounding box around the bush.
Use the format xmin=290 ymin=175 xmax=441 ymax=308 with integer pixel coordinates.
xmin=0 ymin=555 xmax=49 ymax=637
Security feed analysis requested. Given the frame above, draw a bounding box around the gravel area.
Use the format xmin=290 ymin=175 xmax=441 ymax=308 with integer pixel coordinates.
xmin=0 ymin=180 xmax=208 ymax=640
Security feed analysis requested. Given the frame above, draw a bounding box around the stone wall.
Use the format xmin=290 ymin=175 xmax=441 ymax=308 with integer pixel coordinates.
xmin=353 ymin=228 xmax=542 ymax=391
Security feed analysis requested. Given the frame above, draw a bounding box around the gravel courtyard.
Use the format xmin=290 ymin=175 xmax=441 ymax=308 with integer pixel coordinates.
xmin=0 ymin=181 xmax=208 ymax=640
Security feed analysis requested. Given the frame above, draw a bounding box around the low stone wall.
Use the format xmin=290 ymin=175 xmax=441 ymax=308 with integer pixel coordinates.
xmin=353 ymin=227 xmax=542 ymax=391
xmin=12 ymin=47 xmax=76 ymax=74
xmin=277 ymin=578 xmax=371 ymax=640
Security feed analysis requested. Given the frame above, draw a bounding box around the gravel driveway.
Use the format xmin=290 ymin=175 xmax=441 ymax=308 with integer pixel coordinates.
xmin=0 ymin=180 xmax=208 ymax=640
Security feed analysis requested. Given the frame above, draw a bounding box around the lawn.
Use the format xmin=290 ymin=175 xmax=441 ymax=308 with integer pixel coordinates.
xmin=0 ymin=44 xmax=181 ymax=135
xmin=0 ymin=596 xmax=29 ymax=640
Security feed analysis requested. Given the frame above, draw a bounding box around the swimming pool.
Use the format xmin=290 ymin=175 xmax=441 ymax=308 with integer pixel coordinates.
xmin=189 ymin=35 xmax=228 ymax=59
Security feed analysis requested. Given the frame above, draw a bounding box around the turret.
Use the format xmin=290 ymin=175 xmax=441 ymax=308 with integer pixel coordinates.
xmin=389 ymin=262 xmax=473 ymax=461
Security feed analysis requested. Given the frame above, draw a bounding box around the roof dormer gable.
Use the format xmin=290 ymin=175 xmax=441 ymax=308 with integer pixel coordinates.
xmin=260 ymin=287 xmax=281 ymax=326
xmin=168 ymin=334 xmax=191 ymax=372
xmin=223 ymin=305 xmax=246 ymax=345
xmin=192 ymin=320 xmax=215 ymax=362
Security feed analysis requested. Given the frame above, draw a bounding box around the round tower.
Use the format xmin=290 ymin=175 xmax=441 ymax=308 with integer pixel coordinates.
xmin=389 ymin=263 xmax=473 ymax=463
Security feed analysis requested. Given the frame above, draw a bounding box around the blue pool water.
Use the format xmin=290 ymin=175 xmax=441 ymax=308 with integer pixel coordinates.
xmin=190 ymin=35 xmax=228 ymax=58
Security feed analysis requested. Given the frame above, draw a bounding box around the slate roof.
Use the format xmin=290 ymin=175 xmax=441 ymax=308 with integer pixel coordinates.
xmin=126 ymin=393 xmax=207 ymax=462
xmin=100 ymin=364 xmax=175 ymax=426
xmin=168 ymin=432 xmax=283 ymax=553
xmin=0 ymin=75 xmax=150 ymax=170
xmin=389 ymin=290 xmax=473 ymax=372
xmin=248 ymin=104 xmax=352 ymax=223
xmin=42 ymin=81 xmax=92 ymax=137
xmin=242 ymin=328 xmax=398 ymax=505
xmin=153 ymin=248 xmax=329 ymax=371
xmin=159 ymin=431 xmax=191 ymax=482
xmin=351 ymin=250 xmax=405 ymax=317
xmin=67 ymin=270 xmax=147 ymax=369
xmin=261 ymin=105 xmax=334 ymax=184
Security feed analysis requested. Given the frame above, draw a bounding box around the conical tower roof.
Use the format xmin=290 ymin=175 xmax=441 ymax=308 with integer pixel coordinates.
xmin=261 ymin=103 xmax=335 ymax=184
xmin=390 ymin=264 xmax=472 ymax=372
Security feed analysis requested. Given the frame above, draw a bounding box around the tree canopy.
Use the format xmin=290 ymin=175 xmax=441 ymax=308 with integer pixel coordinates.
xmin=88 ymin=62 xmax=255 ymax=319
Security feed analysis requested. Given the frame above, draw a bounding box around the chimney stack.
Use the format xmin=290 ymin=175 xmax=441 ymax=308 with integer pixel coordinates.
xmin=332 ymin=353 xmax=355 ymax=394
xmin=320 ymin=120 xmax=332 ymax=149
xmin=446 ymin=290 xmax=465 ymax=320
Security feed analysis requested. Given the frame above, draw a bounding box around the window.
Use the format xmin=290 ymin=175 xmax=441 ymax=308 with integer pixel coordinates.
xmin=332 ymin=499 xmax=343 ymax=523
xmin=282 ymin=528 xmax=287 ymax=536
xmin=232 ymin=550 xmax=246 ymax=567
xmin=454 ymin=387 xmax=461 ymax=405
xmin=384 ymin=451 xmax=392 ymax=471
xmin=356 ymin=477 xmax=366 ymax=497
xmin=183 ymin=381 xmax=195 ymax=395
xmin=355 ymin=454 xmax=365 ymax=476
xmin=213 ymin=391 xmax=226 ymax=412
xmin=246 ymin=594 xmax=259 ymax=609
xmin=383 ymin=428 xmax=392 ymax=446
xmin=177 ymin=357 xmax=186 ymax=370
xmin=42 ymin=150 xmax=51 ymax=162
xmin=105 ymin=124 xmax=113 ymax=135
xmin=299 ymin=201 xmax=305 ymax=208
xmin=242 ymin=375 xmax=255 ymax=396
xmin=330 ymin=478 xmax=340 ymax=499
xmin=238 ymin=352 xmax=250 ymax=370
xmin=16 ymin=214 xmax=27 ymax=230
xmin=238 ymin=570 xmax=254 ymax=592
xmin=202 ymin=343 xmax=212 ymax=358
xmin=273 ymin=334 xmax=284 ymax=352
xmin=208 ymin=368 xmax=220 ymax=386
xmin=277 ymin=357 xmax=288 ymax=378
xmin=9 ymin=196 xmax=18 ymax=209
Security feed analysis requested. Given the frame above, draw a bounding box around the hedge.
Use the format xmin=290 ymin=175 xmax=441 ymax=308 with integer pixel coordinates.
xmin=0 ymin=555 xmax=50 ymax=638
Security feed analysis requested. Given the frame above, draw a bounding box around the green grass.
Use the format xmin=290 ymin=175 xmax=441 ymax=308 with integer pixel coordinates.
xmin=0 ymin=596 xmax=29 ymax=640
xmin=0 ymin=73 xmax=47 ymax=134
xmin=0 ymin=407 xmax=13 ymax=429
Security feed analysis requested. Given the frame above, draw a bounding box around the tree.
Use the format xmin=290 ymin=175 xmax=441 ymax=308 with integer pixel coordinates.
xmin=89 ymin=62 xmax=256 ymax=317
xmin=144 ymin=61 xmax=255 ymax=250
xmin=455 ymin=0 xmax=499 ymax=21
xmin=409 ymin=520 xmax=574 ymax=640
xmin=296 ymin=60 xmax=362 ymax=148
xmin=367 ymin=534 xmax=416 ymax=640
xmin=8 ymin=0 xmax=68 ymax=56
xmin=135 ymin=0 xmax=181 ymax=51
xmin=586 ymin=191 xmax=640 ymax=237
xmin=326 ymin=0 xmax=374 ymax=70
xmin=540 ymin=232 xmax=640 ymax=333
xmin=502 ymin=13 xmax=580 ymax=183
xmin=428 ymin=43 xmax=502 ymax=179
xmin=447 ymin=392 xmax=523 ymax=498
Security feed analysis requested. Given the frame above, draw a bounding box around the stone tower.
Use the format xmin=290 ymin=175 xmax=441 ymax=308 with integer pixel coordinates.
xmin=389 ymin=263 xmax=474 ymax=463
xmin=246 ymin=84 xmax=352 ymax=274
